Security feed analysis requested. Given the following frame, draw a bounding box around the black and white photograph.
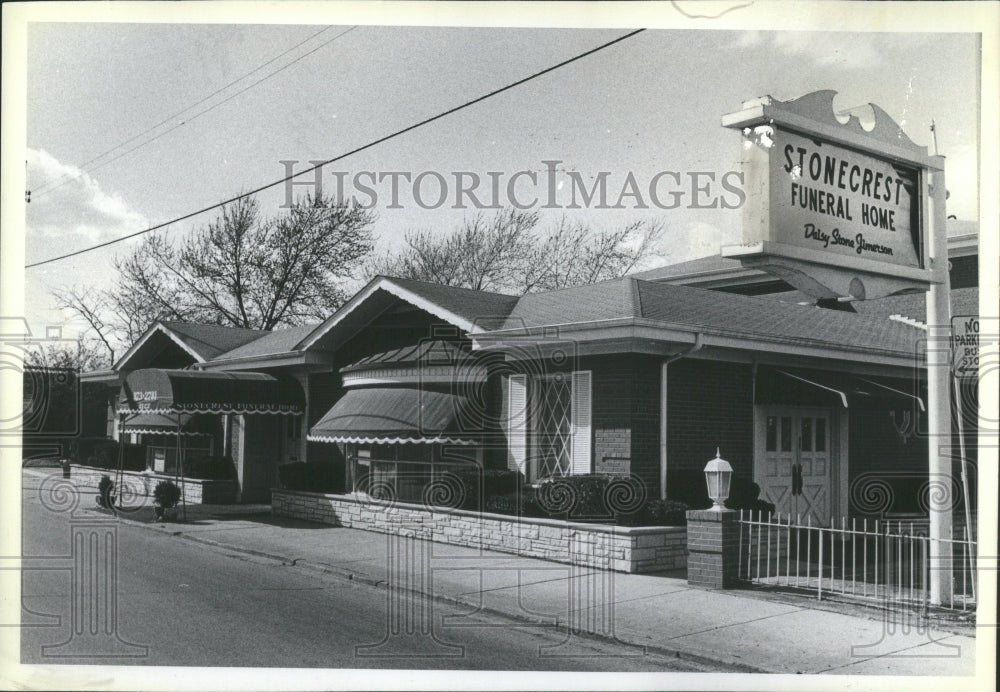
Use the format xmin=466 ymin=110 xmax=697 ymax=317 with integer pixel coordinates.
xmin=2 ymin=1 xmax=997 ymax=690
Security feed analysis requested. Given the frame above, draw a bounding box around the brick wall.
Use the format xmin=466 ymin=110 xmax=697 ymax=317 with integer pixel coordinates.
xmin=666 ymin=359 xmax=754 ymax=501
xmin=686 ymin=509 xmax=741 ymax=588
xmin=630 ymin=356 xmax=661 ymax=498
xmin=590 ymin=355 xmax=634 ymax=475
xmin=848 ymin=404 xmax=931 ymax=516
xmin=587 ymin=354 xmax=661 ymax=498
xmin=272 ymin=489 xmax=688 ymax=573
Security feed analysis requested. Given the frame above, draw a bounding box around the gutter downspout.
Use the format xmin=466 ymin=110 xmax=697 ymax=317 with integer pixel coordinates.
xmin=660 ymin=333 xmax=704 ymax=500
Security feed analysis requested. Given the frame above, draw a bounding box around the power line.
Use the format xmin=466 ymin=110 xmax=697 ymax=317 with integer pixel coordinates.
xmin=26 ymin=28 xmax=646 ymax=269
xmin=32 ymin=26 xmax=354 ymax=199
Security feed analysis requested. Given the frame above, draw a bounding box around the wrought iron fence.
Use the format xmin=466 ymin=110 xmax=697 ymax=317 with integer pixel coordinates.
xmin=737 ymin=511 xmax=977 ymax=611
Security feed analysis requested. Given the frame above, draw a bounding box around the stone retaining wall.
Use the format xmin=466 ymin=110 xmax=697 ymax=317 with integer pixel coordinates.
xmin=272 ymin=489 xmax=687 ymax=573
xmin=69 ymin=465 xmax=237 ymax=504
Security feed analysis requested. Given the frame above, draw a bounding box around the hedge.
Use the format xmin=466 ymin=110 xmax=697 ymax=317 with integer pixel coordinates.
xmin=278 ymin=461 xmax=341 ymax=493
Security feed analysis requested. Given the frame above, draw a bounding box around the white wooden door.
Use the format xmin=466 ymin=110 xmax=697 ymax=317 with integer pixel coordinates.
xmin=756 ymin=408 xmax=832 ymax=525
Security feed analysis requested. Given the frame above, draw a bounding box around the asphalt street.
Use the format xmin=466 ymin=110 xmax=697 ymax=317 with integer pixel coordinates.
xmin=17 ymin=471 xmax=702 ymax=671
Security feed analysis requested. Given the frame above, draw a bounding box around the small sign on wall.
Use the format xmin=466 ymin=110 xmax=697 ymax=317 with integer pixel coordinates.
xmin=597 ymin=456 xmax=630 ymax=475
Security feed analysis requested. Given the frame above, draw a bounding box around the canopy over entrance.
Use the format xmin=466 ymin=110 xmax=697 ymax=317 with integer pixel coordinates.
xmin=118 ymin=368 xmax=304 ymax=415
xmin=118 ymin=412 xmax=217 ymax=436
xmin=309 ymin=387 xmax=477 ymax=445
xmin=755 ymin=366 xmax=925 ymax=410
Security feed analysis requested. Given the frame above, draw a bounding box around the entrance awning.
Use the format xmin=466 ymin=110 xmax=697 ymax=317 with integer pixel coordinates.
xmin=308 ymin=388 xmax=478 ymax=445
xmin=775 ymin=369 xmax=925 ymax=410
xmin=118 ymin=368 xmax=304 ymax=415
xmin=118 ymin=412 xmax=216 ymax=436
xmin=776 ymin=370 xmax=850 ymax=408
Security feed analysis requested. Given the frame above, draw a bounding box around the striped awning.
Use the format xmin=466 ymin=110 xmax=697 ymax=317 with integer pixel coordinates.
xmin=118 ymin=412 xmax=216 ymax=436
xmin=308 ymin=387 xmax=478 ymax=445
xmin=118 ymin=368 xmax=304 ymax=415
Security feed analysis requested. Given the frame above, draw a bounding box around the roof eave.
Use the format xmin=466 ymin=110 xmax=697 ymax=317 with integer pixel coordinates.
xmin=197 ymin=351 xmax=331 ymax=371
xmin=472 ymin=317 xmax=919 ymax=367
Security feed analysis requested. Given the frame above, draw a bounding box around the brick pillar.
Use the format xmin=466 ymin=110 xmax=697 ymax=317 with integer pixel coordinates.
xmin=686 ymin=509 xmax=741 ymax=589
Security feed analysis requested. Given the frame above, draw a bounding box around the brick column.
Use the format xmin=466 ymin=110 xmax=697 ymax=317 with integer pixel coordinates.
xmin=686 ymin=509 xmax=741 ymax=589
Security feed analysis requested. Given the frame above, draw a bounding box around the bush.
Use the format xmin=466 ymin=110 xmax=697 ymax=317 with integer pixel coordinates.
xmin=534 ymin=474 xmax=650 ymax=522
xmin=626 ymin=499 xmax=689 ymax=527
xmin=71 ymin=438 xmax=145 ymax=471
xmin=278 ymin=461 xmax=338 ymax=492
xmin=183 ymin=455 xmax=235 ymax=480
xmin=153 ymin=480 xmax=181 ymax=509
xmin=666 ymin=470 xmax=775 ymax=515
xmin=96 ymin=475 xmax=115 ymax=508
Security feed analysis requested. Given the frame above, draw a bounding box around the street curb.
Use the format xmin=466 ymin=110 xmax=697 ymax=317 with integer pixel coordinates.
xmin=67 ymin=496 xmax=765 ymax=672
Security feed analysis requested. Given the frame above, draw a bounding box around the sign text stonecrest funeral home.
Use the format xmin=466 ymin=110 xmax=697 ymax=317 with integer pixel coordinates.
xmin=770 ymin=129 xmax=921 ymax=268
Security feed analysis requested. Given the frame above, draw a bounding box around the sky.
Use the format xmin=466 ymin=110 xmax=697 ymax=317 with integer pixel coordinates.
xmin=17 ymin=11 xmax=983 ymax=345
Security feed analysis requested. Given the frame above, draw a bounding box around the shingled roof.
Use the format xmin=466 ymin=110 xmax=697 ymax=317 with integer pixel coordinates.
xmin=763 ymin=287 xmax=980 ymax=323
xmin=375 ymin=276 xmax=520 ymax=329
xmin=210 ymin=323 xmax=320 ymax=362
xmin=160 ymin=322 xmax=269 ymax=360
xmin=499 ymin=277 xmax=923 ymax=357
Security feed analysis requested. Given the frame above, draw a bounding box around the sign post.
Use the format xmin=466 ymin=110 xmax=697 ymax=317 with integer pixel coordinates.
xmin=721 ymin=91 xmax=955 ymax=604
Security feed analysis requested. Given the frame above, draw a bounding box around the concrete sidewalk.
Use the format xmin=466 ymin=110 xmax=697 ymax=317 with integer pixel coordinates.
xmin=33 ymin=469 xmax=978 ymax=675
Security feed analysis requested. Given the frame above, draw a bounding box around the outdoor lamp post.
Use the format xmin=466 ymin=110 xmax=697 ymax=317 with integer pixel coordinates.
xmin=704 ymin=448 xmax=733 ymax=511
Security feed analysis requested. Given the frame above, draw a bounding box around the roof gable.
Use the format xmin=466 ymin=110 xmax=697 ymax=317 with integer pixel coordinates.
xmin=114 ymin=322 xmax=268 ymax=372
xmin=297 ymin=276 xmax=519 ymax=351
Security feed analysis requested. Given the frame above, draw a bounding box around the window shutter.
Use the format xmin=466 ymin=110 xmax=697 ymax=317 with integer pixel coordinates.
xmin=507 ymin=374 xmax=527 ymax=473
xmin=570 ymin=371 xmax=592 ymax=475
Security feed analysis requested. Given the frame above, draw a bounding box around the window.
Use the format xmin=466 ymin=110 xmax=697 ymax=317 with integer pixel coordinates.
xmin=506 ymin=370 xmax=591 ymax=482
xmin=780 ymin=416 xmax=792 ymax=452
xmin=349 ymin=443 xmax=477 ymax=505
xmin=144 ymin=435 xmax=213 ymax=475
xmin=532 ymin=373 xmax=573 ymax=479
xmin=814 ymin=417 xmax=827 ymax=452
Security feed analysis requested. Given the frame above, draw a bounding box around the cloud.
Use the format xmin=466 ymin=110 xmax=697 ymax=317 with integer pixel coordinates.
xmin=730 ymin=32 xmax=884 ymax=71
xmin=26 ymin=148 xmax=149 ymax=254
xmin=24 ymin=148 xmax=149 ymax=338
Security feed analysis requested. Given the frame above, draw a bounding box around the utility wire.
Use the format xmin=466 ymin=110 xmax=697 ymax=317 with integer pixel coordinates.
xmin=26 ymin=28 xmax=645 ymax=269
xmin=33 ymin=26 xmax=354 ymax=199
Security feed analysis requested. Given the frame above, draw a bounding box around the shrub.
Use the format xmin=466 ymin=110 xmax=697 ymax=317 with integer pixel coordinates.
xmin=535 ymin=474 xmax=650 ymax=522
xmin=72 ymin=438 xmax=145 ymax=471
xmin=666 ymin=469 xmax=774 ymax=515
xmin=96 ymin=475 xmax=115 ymax=508
xmin=627 ymin=499 xmax=690 ymax=527
xmin=153 ymin=480 xmax=181 ymax=509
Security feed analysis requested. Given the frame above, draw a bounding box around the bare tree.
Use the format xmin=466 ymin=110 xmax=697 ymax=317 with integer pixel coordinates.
xmin=52 ymin=193 xmax=376 ymax=358
xmin=368 ymin=208 xmax=664 ymax=294
xmin=25 ymin=337 xmax=110 ymax=372
xmin=50 ymin=285 xmax=118 ymax=364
